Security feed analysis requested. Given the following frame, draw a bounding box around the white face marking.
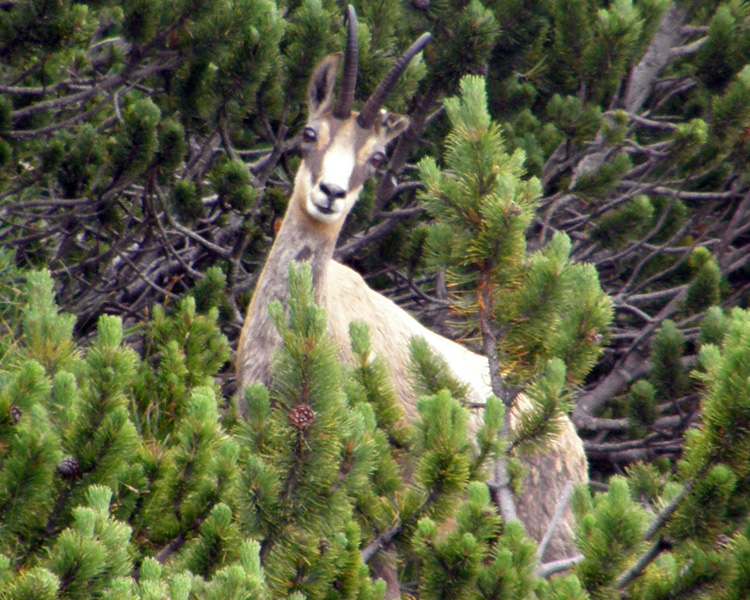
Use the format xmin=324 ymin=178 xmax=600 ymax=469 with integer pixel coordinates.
xmin=306 ymin=131 xmax=360 ymax=224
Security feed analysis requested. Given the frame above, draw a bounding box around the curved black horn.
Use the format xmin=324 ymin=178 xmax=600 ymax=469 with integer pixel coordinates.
xmin=332 ymin=5 xmax=358 ymax=118
xmin=356 ymin=32 xmax=431 ymax=129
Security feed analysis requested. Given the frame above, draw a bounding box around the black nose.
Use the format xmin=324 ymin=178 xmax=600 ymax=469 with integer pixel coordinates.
xmin=319 ymin=182 xmax=346 ymax=200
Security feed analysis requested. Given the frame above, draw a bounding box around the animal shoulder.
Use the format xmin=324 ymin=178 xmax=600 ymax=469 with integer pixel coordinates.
xmin=324 ymin=260 xmax=492 ymax=414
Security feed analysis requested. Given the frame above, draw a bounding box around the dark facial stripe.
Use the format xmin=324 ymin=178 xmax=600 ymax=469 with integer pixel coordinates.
xmin=302 ymin=116 xmax=384 ymax=193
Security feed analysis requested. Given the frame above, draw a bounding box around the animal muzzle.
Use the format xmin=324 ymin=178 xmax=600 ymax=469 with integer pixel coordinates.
xmin=306 ymin=181 xmax=349 ymax=223
xmin=315 ymin=182 xmax=346 ymax=214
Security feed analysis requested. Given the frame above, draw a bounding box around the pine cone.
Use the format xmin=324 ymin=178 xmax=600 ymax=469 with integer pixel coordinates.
xmin=8 ymin=405 xmax=21 ymax=425
xmin=288 ymin=403 xmax=315 ymax=431
xmin=56 ymin=457 xmax=81 ymax=480
xmin=319 ymin=538 xmax=330 ymax=555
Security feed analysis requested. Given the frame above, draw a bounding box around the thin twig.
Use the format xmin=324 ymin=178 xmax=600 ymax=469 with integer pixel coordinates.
xmin=361 ymin=524 xmax=402 ymax=564
xmin=477 ymin=284 xmax=518 ymax=524
xmin=536 ymin=554 xmax=584 ymax=578
xmin=537 ymin=480 xmax=574 ymax=561
xmin=615 ymin=537 xmax=671 ymax=589
xmin=644 ymin=479 xmax=694 ymax=541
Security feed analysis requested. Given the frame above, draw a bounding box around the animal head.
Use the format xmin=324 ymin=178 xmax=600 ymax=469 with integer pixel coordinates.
xmin=294 ymin=6 xmax=430 ymax=225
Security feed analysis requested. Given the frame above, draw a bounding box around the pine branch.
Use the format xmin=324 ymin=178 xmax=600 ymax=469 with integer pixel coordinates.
xmin=536 ymin=555 xmax=584 ymax=578
xmin=620 ymin=227 xmax=703 ymax=295
xmin=591 ymin=446 xmax=684 ymax=465
xmin=335 ymin=207 xmax=420 ymax=261
xmin=0 ymin=79 xmax=85 ymax=96
xmin=576 ymin=403 xmax=696 ymax=434
xmin=614 ymin=537 xmax=672 ymax=589
xmin=536 ymin=480 xmax=574 ymax=561
xmin=541 ymin=142 xmax=576 ymax=193
xmin=381 ymin=269 xmax=451 ymax=312
xmin=620 ymin=185 xmax=736 ymax=202
xmin=374 ymin=83 xmax=440 ymax=213
xmin=7 ymin=96 xmax=113 ymax=140
xmin=154 ymin=490 xmax=229 ymax=565
xmin=625 ymin=285 xmax=688 ymax=305
xmin=572 ymin=351 xmax=650 ymax=428
xmin=478 ymin=285 xmax=518 ymax=524
xmin=8 ymin=59 xmax=178 ymax=128
xmin=183 ymin=132 xmax=221 ymax=180
xmin=645 ymin=478 xmax=696 ymax=542
xmin=624 ymin=112 xmax=679 ymax=131
xmin=361 ymin=523 xmax=402 ymax=564
xmin=575 ymin=278 xmax=691 ymax=426
xmin=10 ymin=76 xmax=119 ymax=121
xmin=669 ymin=37 xmax=708 ymax=59
xmin=719 ymin=189 xmax=750 ymax=255
xmin=569 ymin=3 xmax=690 ymax=187
xmin=152 ymin=198 xmax=206 ymax=281
xmin=219 ymin=119 xmax=240 ymax=163
xmin=250 ymin=112 xmax=290 ymax=188
xmin=615 ymin=302 xmax=654 ymax=324
xmin=361 ymin=490 xmax=443 ymax=565
xmin=624 ymin=2 xmax=689 ymax=112
xmin=112 ymin=246 xmax=181 ymax=302
xmin=159 ymin=204 xmax=232 ymax=259
xmin=0 ymin=196 xmax=92 ymax=211
xmin=154 ymin=532 xmax=188 ymax=564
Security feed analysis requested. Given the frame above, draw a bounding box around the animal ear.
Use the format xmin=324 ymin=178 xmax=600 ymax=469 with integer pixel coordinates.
xmin=308 ymin=54 xmax=341 ymax=119
xmin=380 ymin=112 xmax=410 ymax=144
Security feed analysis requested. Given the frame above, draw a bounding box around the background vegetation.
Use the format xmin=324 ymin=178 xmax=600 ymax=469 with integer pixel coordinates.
xmin=1 ymin=0 xmax=750 ymax=598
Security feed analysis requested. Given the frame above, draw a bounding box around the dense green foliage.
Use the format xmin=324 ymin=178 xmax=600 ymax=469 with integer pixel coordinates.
xmin=2 ymin=261 xmax=749 ymax=599
xmin=2 ymin=0 xmax=750 ymax=598
xmin=0 ymin=265 xmax=498 ymax=599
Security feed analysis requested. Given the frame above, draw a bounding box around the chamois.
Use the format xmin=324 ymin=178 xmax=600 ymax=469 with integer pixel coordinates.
xmin=237 ymin=6 xmax=586 ymax=565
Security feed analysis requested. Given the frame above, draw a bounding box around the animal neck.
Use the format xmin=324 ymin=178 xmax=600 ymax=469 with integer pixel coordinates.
xmin=236 ymin=186 xmax=346 ymax=394
xmin=259 ymin=191 xmax=343 ymax=303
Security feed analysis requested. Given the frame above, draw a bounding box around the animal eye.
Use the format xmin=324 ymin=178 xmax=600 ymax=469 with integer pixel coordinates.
xmin=302 ymin=127 xmax=317 ymax=143
xmin=369 ymin=152 xmax=386 ymax=169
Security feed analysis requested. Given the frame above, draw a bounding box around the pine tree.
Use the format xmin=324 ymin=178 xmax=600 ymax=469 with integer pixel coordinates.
xmin=0 ymin=265 xmax=504 ymax=599
xmin=418 ymin=75 xmax=611 ymax=534
xmin=2 ymin=1 xmax=750 ymax=598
